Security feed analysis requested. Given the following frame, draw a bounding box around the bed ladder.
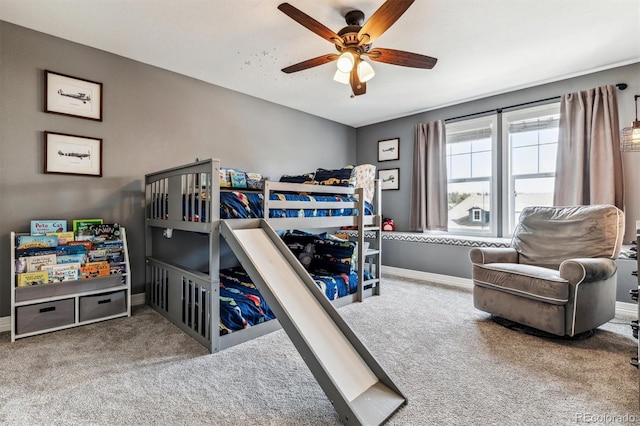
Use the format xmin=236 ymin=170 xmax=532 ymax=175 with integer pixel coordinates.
xmin=220 ymin=218 xmax=406 ymax=426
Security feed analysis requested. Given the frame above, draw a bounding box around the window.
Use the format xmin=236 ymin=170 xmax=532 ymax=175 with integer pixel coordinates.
xmin=445 ymin=103 xmax=560 ymax=237
xmin=445 ymin=115 xmax=497 ymax=234
xmin=502 ymin=104 xmax=560 ymax=234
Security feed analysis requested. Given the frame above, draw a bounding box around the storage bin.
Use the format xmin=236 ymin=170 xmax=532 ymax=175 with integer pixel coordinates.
xmin=16 ymin=298 xmax=75 ymax=335
xmin=79 ymin=290 xmax=127 ymax=322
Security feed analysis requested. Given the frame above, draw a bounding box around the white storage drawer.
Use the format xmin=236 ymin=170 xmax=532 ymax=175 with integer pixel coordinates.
xmin=16 ymin=298 xmax=75 ymax=335
xmin=79 ymin=290 xmax=127 ymax=322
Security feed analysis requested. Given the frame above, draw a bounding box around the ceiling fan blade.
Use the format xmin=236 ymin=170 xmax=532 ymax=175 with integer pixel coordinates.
xmin=357 ymin=0 xmax=415 ymax=45
xmin=278 ymin=3 xmax=343 ymax=46
xmin=282 ymin=54 xmax=339 ymax=73
xmin=366 ymin=48 xmax=437 ymax=69
xmin=350 ymin=67 xmax=366 ymax=96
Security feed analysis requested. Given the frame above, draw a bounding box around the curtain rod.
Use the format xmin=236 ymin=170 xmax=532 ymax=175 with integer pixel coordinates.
xmin=444 ymin=83 xmax=627 ymax=123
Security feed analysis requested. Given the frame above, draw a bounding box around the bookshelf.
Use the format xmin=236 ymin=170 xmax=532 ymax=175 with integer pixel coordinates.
xmin=10 ymin=227 xmax=131 ymax=342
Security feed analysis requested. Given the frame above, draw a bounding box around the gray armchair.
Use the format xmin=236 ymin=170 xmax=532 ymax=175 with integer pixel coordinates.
xmin=469 ymin=205 xmax=624 ymax=337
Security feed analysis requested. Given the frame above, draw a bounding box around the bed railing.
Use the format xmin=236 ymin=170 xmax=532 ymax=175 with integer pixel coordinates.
xmin=145 ymin=159 xmax=221 ymax=233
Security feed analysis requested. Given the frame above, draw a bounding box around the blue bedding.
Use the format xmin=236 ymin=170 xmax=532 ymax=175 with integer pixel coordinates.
xmin=220 ymin=191 xmax=374 ymax=219
xmin=218 ymin=266 xmax=369 ymax=335
xmin=178 ymin=191 xmax=373 ymax=222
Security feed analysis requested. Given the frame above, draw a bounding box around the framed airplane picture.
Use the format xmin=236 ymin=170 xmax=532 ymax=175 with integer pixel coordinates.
xmin=379 ymin=168 xmax=399 ymax=190
xmin=44 ymin=131 xmax=103 ymax=177
xmin=378 ymin=138 xmax=399 ymax=162
xmin=45 ymin=70 xmax=103 ymax=121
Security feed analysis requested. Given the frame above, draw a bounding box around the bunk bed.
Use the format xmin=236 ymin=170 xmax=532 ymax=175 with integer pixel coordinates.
xmin=144 ymin=158 xmax=382 ymax=353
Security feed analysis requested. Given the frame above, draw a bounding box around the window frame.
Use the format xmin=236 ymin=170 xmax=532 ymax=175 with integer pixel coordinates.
xmin=445 ymin=114 xmax=499 ymax=237
xmin=500 ymin=102 xmax=561 ymax=236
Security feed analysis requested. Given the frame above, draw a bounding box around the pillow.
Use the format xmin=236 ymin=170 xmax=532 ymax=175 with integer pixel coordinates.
xmin=314 ymin=166 xmax=356 ymax=187
xmin=279 ymin=173 xmax=315 ymax=184
xmin=311 ymin=237 xmax=357 ymax=275
xmin=281 ymin=230 xmax=317 ymax=270
xmin=353 ymin=164 xmax=376 ymax=205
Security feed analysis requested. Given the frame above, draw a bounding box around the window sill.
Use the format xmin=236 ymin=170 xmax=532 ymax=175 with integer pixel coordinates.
xmin=351 ymin=230 xmax=511 ymax=248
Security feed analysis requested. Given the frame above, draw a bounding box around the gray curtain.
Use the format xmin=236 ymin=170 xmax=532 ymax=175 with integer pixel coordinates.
xmin=410 ymin=120 xmax=447 ymax=231
xmin=553 ymin=85 xmax=624 ymax=210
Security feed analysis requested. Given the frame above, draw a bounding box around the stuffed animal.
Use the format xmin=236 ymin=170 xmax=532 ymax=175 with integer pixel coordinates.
xmin=382 ymin=218 xmax=395 ymax=231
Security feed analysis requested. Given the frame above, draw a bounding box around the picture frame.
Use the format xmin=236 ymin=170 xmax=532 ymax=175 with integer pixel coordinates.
xmin=45 ymin=70 xmax=103 ymax=121
xmin=44 ymin=131 xmax=103 ymax=177
xmin=377 ymin=138 xmax=399 ymax=162
xmin=379 ymin=168 xmax=399 ymax=190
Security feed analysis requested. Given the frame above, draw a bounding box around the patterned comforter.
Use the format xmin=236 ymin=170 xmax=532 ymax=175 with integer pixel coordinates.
xmin=218 ymin=266 xmax=368 ymax=335
xmin=219 ymin=191 xmax=374 ymax=219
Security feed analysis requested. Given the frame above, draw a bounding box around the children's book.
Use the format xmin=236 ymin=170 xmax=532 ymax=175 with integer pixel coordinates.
xmin=89 ymin=223 xmax=121 ymax=240
xmin=30 ymin=220 xmax=67 ymax=235
xmin=17 ymin=271 xmax=49 ymax=287
xmin=25 ymin=254 xmax=57 ymax=272
xmin=41 ymin=263 xmax=81 ymax=283
xmin=67 ymin=240 xmax=93 ymax=251
xmin=16 ymin=235 xmax=58 ymax=250
xmin=72 ymin=219 xmax=103 ymax=239
xmin=229 ymin=169 xmax=247 ymax=188
xmin=80 ymin=262 xmax=110 ymax=279
xmin=46 ymin=231 xmax=75 ymax=245
xmin=57 ymin=253 xmax=87 ymax=264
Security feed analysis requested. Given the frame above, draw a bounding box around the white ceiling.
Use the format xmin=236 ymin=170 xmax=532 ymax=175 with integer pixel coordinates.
xmin=1 ymin=0 xmax=639 ymax=128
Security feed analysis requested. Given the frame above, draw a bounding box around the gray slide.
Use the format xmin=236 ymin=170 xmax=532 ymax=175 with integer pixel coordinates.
xmin=220 ymin=219 xmax=406 ymax=426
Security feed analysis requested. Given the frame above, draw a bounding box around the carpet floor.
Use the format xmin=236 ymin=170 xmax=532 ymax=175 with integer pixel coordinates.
xmin=0 ymin=276 xmax=638 ymax=425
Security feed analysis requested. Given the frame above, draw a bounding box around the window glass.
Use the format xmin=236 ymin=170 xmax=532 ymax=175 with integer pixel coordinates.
xmin=446 ymin=116 xmax=496 ymax=235
xmin=442 ymin=103 xmax=559 ymax=237
xmin=504 ymin=103 xmax=560 ymax=234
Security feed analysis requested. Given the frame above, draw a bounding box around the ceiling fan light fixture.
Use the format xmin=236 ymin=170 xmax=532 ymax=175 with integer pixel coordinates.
xmin=333 ymin=69 xmax=350 ymax=85
xmin=357 ymin=60 xmax=375 ymax=82
xmin=336 ymin=51 xmax=355 ymax=72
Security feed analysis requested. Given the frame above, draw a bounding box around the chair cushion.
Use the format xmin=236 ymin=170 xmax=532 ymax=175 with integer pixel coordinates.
xmin=473 ymin=263 xmax=569 ymax=305
xmin=511 ymin=205 xmax=624 ymax=269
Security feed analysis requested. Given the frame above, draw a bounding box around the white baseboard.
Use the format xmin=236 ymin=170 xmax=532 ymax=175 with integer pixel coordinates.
xmin=131 ymin=292 xmax=146 ymax=307
xmin=0 ymin=293 xmax=147 ymax=334
xmin=0 ymin=316 xmax=10 ymax=334
xmin=381 ymin=265 xmax=637 ymax=320
xmin=381 ymin=265 xmax=474 ymax=291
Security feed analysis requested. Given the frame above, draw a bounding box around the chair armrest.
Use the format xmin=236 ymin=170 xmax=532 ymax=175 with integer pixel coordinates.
xmin=559 ymin=258 xmax=618 ymax=285
xmin=469 ymin=247 xmax=518 ymax=265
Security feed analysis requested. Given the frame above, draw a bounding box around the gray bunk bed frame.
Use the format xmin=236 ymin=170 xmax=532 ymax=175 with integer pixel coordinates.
xmin=144 ymin=158 xmax=382 ymax=353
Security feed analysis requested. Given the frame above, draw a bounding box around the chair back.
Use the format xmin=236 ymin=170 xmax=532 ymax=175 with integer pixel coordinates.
xmin=512 ymin=205 xmax=624 ymax=269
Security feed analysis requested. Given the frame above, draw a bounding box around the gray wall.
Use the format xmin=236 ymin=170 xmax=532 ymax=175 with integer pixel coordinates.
xmin=0 ymin=21 xmax=356 ymax=317
xmin=356 ymin=62 xmax=640 ymax=303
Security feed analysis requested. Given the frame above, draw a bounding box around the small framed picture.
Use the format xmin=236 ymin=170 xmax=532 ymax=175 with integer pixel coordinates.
xmin=378 ymin=138 xmax=399 ymax=162
xmin=44 ymin=131 xmax=103 ymax=177
xmin=45 ymin=70 xmax=103 ymax=121
xmin=379 ymin=168 xmax=399 ymax=190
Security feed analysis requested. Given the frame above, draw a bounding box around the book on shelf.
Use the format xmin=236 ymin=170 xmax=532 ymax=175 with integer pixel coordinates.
xmin=30 ymin=220 xmax=67 ymax=235
xmin=45 ymin=231 xmax=75 ymax=245
xmin=67 ymin=240 xmax=93 ymax=250
xmin=72 ymin=219 xmax=103 ymax=240
xmin=17 ymin=271 xmax=49 ymax=287
xmin=25 ymin=254 xmax=57 ymax=272
xmin=109 ymin=263 xmax=127 ymax=275
xmin=229 ymin=169 xmax=247 ymax=188
xmin=16 ymin=235 xmax=58 ymax=250
xmin=41 ymin=263 xmax=81 ymax=283
xmin=80 ymin=262 xmax=110 ymax=279
xmin=57 ymin=253 xmax=87 ymax=264
xmin=89 ymin=223 xmax=121 ymax=240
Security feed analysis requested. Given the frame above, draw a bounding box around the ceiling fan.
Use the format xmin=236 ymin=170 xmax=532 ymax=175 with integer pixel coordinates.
xmin=278 ymin=0 xmax=437 ymax=97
